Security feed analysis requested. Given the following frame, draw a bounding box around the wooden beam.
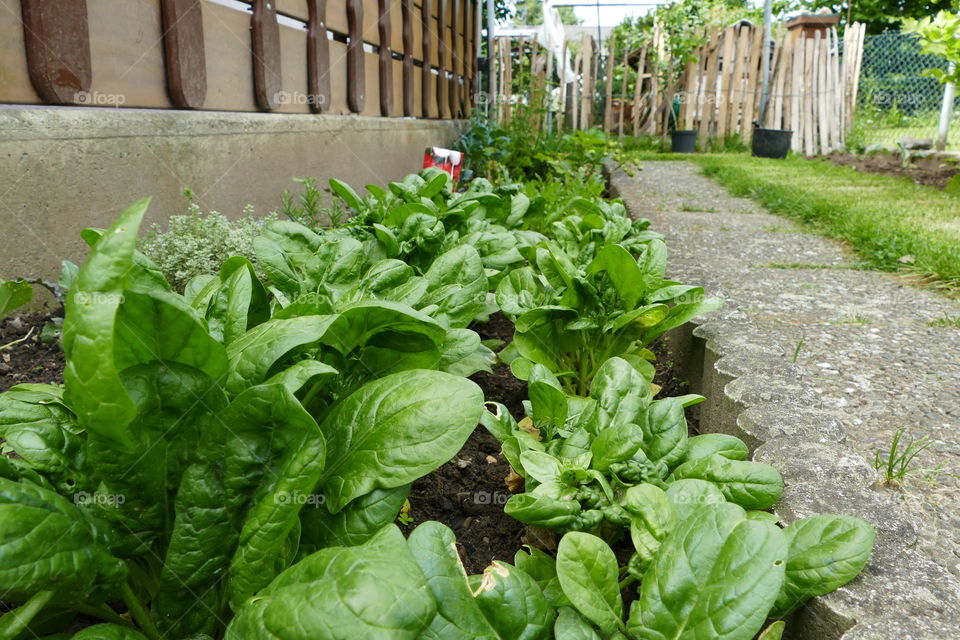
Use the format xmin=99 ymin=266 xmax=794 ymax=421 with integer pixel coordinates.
xmin=307 ymin=0 xmax=331 ymax=113
xmin=160 ymin=0 xmax=206 ymax=109
xmin=402 ymin=0 xmax=414 ymax=115
xmin=421 ymin=0 xmax=433 ymax=117
xmin=346 ymin=0 xmax=365 ymax=113
xmin=378 ymin=0 xmax=393 ymax=115
xmin=252 ymin=0 xmax=282 ymax=111
xmin=20 ymin=0 xmax=92 ymax=104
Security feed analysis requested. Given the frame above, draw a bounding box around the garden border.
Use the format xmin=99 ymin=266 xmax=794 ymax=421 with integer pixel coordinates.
xmin=607 ymin=162 xmax=960 ymax=639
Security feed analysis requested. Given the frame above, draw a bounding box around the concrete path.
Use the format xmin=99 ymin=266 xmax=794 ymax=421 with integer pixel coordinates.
xmin=612 ymin=160 xmax=960 ymax=615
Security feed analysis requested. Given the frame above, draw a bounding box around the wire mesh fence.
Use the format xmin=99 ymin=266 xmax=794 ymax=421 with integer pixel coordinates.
xmin=852 ymin=31 xmax=958 ymax=149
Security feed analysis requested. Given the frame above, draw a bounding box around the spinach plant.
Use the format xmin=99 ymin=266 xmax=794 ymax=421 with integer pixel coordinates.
xmin=0 ymin=278 xmax=33 ymax=320
xmin=480 ymin=358 xmax=875 ymax=640
xmin=0 ymin=200 xmax=485 ymax=639
xmin=497 ymin=241 xmax=721 ymax=393
xmin=482 ymin=357 xmax=782 ymax=539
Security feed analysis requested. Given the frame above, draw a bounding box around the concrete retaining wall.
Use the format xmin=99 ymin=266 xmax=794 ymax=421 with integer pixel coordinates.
xmin=0 ymin=107 xmax=466 ymax=282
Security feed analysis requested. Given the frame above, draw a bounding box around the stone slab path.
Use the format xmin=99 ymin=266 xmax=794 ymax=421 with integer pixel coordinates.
xmin=613 ymin=161 xmax=960 ymax=588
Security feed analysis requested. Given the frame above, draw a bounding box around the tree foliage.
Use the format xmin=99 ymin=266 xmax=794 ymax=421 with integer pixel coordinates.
xmin=903 ymin=10 xmax=960 ymax=85
xmin=800 ymin=0 xmax=955 ymax=34
xmin=513 ymin=0 xmax=580 ymax=26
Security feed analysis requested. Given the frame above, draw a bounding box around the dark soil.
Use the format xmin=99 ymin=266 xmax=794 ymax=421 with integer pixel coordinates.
xmin=827 ymin=151 xmax=960 ymax=190
xmin=404 ymin=425 xmax=525 ymax=575
xmin=649 ymin=335 xmax=700 ymax=436
xmin=0 ymin=309 xmax=65 ymax=393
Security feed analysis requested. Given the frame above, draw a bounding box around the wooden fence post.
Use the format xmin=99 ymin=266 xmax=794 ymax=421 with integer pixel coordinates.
xmin=604 ymin=38 xmax=615 ymax=133
xmin=160 ymin=0 xmax=206 ymax=109
xmin=346 ymin=0 xmax=365 ymax=113
xmin=402 ymin=0 xmax=414 ymax=116
xmin=378 ymin=0 xmax=393 ymax=116
xmin=618 ymin=49 xmax=628 ymax=136
xmin=421 ymin=0 xmax=433 ymax=118
xmin=632 ymin=44 xmax=647 ymax=136
xmin=252 ymin=0 xmax=282 ymax=111
xmin=580 ymin=35 xmax=593 ymax=130
xmin=20 ymin=0 xmax=92 ymax=105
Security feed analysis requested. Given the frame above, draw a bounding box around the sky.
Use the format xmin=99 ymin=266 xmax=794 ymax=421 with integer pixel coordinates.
xmin=570 ymin=2 xmax=666 ymax=26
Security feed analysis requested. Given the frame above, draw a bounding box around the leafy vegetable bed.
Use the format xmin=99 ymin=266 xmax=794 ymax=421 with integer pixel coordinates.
xmin=0 ymin=138 xmax=876 ymax=640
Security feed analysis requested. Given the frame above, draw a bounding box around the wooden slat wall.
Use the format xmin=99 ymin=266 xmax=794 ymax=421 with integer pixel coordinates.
xmin=0 ymin=0 xmax=476 ymax=119
xmin=672 ymin=22 xmax=863 ymax=155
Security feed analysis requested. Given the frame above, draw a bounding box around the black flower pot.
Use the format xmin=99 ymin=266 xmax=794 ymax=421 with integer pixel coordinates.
xmin=751 ymin=127 xmax=793 ymax=159
xmin=670 ymin=130 xmax=697 ymax=153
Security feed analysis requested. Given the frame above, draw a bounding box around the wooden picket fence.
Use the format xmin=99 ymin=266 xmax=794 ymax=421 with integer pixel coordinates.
xmin=675 ymin=21 xmax=866 ymax=154
xmin=491 ymin=20 xmax=866 ymax=156
xmin=1 ymin=0 xmax=480 ymax=118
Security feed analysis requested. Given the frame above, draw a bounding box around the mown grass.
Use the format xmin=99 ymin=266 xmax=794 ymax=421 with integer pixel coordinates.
xmin=694 ymin=154 xmax=960 ymax=291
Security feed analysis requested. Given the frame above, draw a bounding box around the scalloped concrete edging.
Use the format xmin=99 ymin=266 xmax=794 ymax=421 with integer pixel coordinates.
xmin=606 ymin=162 xmax=960 ymax=639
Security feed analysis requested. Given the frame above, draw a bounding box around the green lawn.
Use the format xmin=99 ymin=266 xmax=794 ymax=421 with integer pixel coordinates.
xmin=692 ymin=154 xmax=960 ymax=290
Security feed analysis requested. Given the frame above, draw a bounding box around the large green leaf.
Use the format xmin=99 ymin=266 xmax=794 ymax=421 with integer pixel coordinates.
xmin=113 ymin=289 xmax=228 ymax=383
xmin=495 ymin=268 xmax=547 ymax=317
xmin=514 ymin=546 xmax=570 ymax=608
xmin=590 ymin=357 xmax=648 ymax=432
xmin=472 ymin=561 xmax=554 ymax=640
xmin=623 ymin=484 xmax=676 ymax=572
xmin=683 ymin=434 xmax=749 ymax=463
xmin=225 ymin=315 xmax=338 ymax=394
xmin=154 ymin=464 xmax=236 ymax=638
xmin=90 ymin=361 xmax=227 ymax=557
xmin=769 ymin=515 xmax=875 ymax=617
xmin=505 ymin=494 xmax=581 ymax=529
xmin=408 ymin=522 xmax=501 ymax=639
xmin=226 ymin=410 xmax=326 ymax=610
xmin=554 ymin=607 xmax=603 ymax=640
xmin=638 ymin=239 xmax=668 ymax=293
xmin=317 ymin=370 xmax=483 ymax=512
xmin=670 ymin=455 xmax=783 ymax=510
xmin=586 ymin=245 xmax=645 ymax=310
xmin=299 ymin=486 xmax=410 ymax=551
xmin=0 ymin=386 xmax=83 ymax=494
xmin=556 ymin=532 xmax=623 ymax=636
xmin=629 ymin=503 xmax=787 ymax=640
xmin=225 ymin=526 xmax=435 ymax=640
xmin=0 ymin=279 xmax=33 ymax=317
xmin=421 ymin=245 xmax=488 ymax=328
xmin=62 ymin=198 xmax=151 ymax=451
xmin=639 ymin=398 xmax=689 ymax=469
xmin=590 ymin=423 xmax=645 ymax=472
xmin=0 ymin=478 xmax=126 ymax=602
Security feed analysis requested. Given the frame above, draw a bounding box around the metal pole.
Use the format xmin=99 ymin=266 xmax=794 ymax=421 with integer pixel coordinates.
xmin=758 ymin=0 xmax=773 ymax=126
xmin=486 ymin=0 xmax=496 ymax=118
xmin=476 ymin=0 xmax=482 ymax=112
xmin=937 ymin=65 xmax=955 ymax=151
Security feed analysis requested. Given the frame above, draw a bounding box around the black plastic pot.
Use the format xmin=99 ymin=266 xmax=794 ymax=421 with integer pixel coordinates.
xmin=751 ymin=127 xmax=793 ymax=159
xmin=670 ymin=130 xmax=697 ymax=153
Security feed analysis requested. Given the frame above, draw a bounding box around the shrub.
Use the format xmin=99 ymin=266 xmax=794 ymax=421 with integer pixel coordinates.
xmin=138 ymin=194 xmax=272 ymax=292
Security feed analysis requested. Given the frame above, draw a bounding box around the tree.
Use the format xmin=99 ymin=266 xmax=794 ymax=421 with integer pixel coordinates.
xmin=799 ymin=0 xmax=954 ymax=34
xmin=513 ymin=0 xmax=580 ymax=26
xmin=904 ymin=11 xmax=960 ymax=85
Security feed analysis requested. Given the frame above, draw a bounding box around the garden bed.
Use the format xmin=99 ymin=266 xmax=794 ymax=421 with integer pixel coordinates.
xmin=0 ymin=307 xmax=693 ymax=579
xmin=827 ymin=150 xmax=960 ymax=190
